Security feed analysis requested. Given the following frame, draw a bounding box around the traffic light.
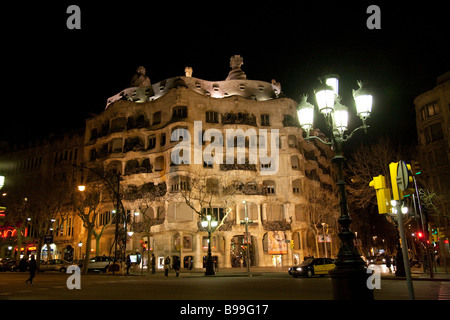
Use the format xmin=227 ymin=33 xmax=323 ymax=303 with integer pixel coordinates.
xmin=389 ymin=162 xmax=403 ymax=200
xmin=0 ymin=206 xmax=5 ymax=226
xmin=369 ymin=175 xmax=392 ymax=214
xmin=411 ymin=160 xmax=421 ymax=175
xmin=389 ymin=161 xmax=415 ymax=199
xmin=417 ymin=231 xmax=424 ymax=239
xmin=403 ymin=163 xmax=415 ymax=197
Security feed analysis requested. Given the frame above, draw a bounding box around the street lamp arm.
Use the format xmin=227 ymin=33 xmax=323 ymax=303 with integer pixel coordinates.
xmin=73 ymin=164 xmax=119 ymax=197
xmin=304 ymin=134 xmax=332 ymax=146
xmin=342 ymin=124 xmax=369 ymax=143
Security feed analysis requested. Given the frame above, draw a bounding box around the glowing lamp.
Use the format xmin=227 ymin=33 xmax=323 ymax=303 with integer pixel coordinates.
xmin=333 ymin=98 xmax=348 ymax=135
xmin=314 ymin=81 xmax=335 ymax=115
xmin=325 ymin=75 xmax=339 ymax=96
xmin=297 ymin=94 xmax=315 ymax=131
xmin=353 ymin=81 xmax=373 ymax=120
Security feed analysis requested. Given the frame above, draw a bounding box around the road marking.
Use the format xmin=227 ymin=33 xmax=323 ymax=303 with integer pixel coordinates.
xmin=439 ymin=283 xmax=450 ymax=300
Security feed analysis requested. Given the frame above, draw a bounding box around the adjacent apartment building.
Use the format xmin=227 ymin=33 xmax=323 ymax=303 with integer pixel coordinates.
xmin=414 ymin=71 xmax=450 ymax=245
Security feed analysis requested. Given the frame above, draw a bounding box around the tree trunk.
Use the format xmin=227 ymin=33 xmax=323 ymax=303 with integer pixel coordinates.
xmin=82 ymin=227 xmax=94 ymax=274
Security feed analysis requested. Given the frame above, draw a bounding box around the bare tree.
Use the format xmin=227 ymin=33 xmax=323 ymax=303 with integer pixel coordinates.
xmin=25 ymin=177 xmax=71 ymax=270
xmin=73 ymin=182 xmax=106 ymax=274
xmin=303 ymin=182 xmax=338 ymax=257
xmin=178 ymin=175 xmax=236 ymax=228
xmin=346 ymin=136 xmax=409 ymax=210
xmin=124 ymin=182 xmax=167 ymax=272
xmin=3 ymin=195 xmax=30 ymax=260
xmin=345 ymin=136 xmax=417 ymax=254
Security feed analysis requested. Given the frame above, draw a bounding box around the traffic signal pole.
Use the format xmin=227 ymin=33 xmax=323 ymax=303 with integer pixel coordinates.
xmin=393 ymin=161 xmax=415 ymax=300
xmin=394 ymin=200 xmax=415 ymax=300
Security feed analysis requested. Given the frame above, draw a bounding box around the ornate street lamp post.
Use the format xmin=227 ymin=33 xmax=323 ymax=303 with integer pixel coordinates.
xmin=78 ymin=241 xmax=83 ymax=260
xmin=241 ymin=201 xmax=251 ymax=273
xmin=297 ymin=75 xmax=374 ymax=300
xmin=201 ymin=213 xmax=218 ymax=275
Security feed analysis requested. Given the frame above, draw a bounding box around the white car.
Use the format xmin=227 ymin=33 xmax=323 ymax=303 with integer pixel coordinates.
xmin=87 ymin=256 xmax=113 ymax=272
xmin=40 ymin=259 xmax=71 ymax=273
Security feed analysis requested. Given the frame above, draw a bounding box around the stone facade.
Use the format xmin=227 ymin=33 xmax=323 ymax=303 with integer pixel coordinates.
xmin=84 ymin=56 xmax=338 ymax=269
xmin=0 ymin=56 xmax=338 ymax=269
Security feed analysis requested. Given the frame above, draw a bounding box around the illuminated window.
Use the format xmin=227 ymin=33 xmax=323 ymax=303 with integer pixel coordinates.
xmin=421 ymin=101 xmax=440 ymax=120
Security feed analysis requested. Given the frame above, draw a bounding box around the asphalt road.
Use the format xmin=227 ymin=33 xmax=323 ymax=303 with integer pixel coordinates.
xmin=1 ymin=270 xmax=449 ymax=301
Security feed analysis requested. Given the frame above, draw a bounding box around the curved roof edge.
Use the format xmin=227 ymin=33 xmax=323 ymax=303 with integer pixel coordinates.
xmin=106 ymin=76 xmax=283 ymax=109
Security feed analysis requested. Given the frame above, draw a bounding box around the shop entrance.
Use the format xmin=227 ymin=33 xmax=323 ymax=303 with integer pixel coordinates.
xmin=272 ymin=254 xmax=282 ymax=267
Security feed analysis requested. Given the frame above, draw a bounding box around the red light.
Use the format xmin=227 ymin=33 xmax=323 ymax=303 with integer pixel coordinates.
xmin=417 ymin=232 xmax=424 ymax=238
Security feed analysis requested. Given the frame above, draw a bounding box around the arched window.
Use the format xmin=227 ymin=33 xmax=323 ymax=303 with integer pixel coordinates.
xmin=292 ymin=179 xmax=302 ymax=194
xmin=263 ymin=180 xmax=276 ymax=195
xmin=291 ymin=155 xmax=300 ymax=170
xmin=155 ymin=156 xmax=164 ymax=171
xmin=239 ymin=202 xmax=258 ymax=221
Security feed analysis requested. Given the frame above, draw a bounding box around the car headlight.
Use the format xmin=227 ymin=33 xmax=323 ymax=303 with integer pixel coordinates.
xmin=296 ymin=267 xmax=302 ymax=271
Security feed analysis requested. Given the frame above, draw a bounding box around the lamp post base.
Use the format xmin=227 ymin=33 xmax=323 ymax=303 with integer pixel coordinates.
xmin=205 ymin=261 xmax=215 ymax=276
xmin=329 ymin=264 xmax=374 ymax=300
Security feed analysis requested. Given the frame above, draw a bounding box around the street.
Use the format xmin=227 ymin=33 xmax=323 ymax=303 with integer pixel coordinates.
xmin=1 ymin=268 xmax=449 ymax=301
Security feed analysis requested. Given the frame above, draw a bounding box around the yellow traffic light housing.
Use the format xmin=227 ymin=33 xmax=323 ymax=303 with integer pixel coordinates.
xmin=389 ymin=161 xmax=416 ymax=199
xmin=389 ymin=162 xmax=403 ymax=200
xmin=369 ymin=175 xmax=392 ymax=214
xmin=403 ymin=163 xmax=415 ymax=197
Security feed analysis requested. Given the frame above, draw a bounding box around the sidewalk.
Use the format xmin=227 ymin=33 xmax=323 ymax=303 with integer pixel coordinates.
xmin=126 ymin=266 xmax=289 ymax=277
xmin=120 ymin=265 xmax=450 ymax=281
xmin=379 ymin=265 xmax=450 ymax=281
xmin=126 ymin=265 xmax=450 ymax=280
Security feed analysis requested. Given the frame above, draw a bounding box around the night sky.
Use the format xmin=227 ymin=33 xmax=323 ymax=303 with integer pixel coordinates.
xmin=2 ymin=1 xmax=449 ymax=148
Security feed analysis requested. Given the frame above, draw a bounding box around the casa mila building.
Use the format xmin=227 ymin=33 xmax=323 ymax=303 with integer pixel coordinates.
xmin=1 ymin=56 xmax=338 ymax=270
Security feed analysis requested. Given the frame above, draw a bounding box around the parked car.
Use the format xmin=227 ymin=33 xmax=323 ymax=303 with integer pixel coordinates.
xmin=72 ymin=259 xmax=84 ymax=268
xmin=288 ymin=258 xmax=335 ymax=278
xmin=11 ymin=259 xmax=29 ymax=272
xmin=87 ymin=256 xmax=113 ymax=272
xmin=0 ymin=259 xmax=18 ymax=272
xmin=39 ymin=259 xmax=72 ymax=273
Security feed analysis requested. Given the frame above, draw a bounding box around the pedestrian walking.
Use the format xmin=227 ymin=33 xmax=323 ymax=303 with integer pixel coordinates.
xmin=26 ymin=255 xmax=37 ymax=285
xmin=126 ymin=255 xmax=131 ymax=274
xmin=173 ymin=257 xmax=180 ymax=277
xmin=164 ymin=256 xmax=171 ymax=277
xmin=385 ymin=253 xmax=392 ymax=273
xmin=151 ymin=254 xmax=156 ymax=274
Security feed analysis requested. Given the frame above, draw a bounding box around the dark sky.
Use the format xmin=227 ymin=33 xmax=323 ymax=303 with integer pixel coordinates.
xmin=2 ymin=1 xmax=449 ymax=147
